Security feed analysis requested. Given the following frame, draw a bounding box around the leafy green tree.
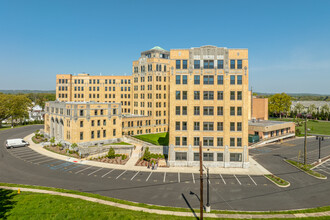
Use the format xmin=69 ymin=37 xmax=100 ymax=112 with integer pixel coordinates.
xmin=0 ymin=94 xmax=12 ymax=128
xmin=269 ymin=93 xmax=292 ymax=118
xmin=107 ymin=147 xmax=116 ymax=159
xmin=8 ymin=95 xmax=33 ymax=126
xmin=308 ymin=104 xmax=317 ymax=119
xmin=50 ymin=137 xmax=55 ymax=146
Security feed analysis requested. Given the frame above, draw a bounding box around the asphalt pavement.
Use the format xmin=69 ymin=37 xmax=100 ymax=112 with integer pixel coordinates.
xmin=1 ymin=125 xmax=330 ymax=211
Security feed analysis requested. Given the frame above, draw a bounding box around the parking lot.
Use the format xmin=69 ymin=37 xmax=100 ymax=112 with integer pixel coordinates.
xmin=313 ymin=159 xmax=330 ymax=177
xmin=6 ymin=146 xmax=274 ymax=187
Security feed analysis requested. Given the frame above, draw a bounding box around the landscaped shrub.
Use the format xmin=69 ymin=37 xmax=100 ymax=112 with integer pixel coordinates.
xmin=107 ymin=147 xmax=116 ymax=159
xmin=121 ymin=155 xmax=127 ymax=160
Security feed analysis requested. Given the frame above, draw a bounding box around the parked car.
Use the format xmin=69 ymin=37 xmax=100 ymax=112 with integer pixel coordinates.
xmin=5 ymin=139 xmax=29 ymax=149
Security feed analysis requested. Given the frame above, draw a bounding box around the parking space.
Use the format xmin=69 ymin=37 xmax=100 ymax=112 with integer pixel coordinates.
xmin=313 ymin=160 xmax=330 ymax=176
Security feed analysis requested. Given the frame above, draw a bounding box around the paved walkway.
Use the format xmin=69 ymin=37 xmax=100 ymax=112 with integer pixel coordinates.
xmin=1 ymin=186 xmax=329 ymax=219
xmin=25 ymin=134 xmax=271 ymax=175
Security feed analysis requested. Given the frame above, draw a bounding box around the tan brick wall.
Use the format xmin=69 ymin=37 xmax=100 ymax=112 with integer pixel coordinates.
xmin=252 ymin=98 xmax=268 ymax=120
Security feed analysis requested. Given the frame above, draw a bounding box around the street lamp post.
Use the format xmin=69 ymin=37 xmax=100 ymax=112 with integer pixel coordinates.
xmin=205 ymin=165 xmax=210 ymax=212
xmin=199 ymin=141 xmax=203 ymax=220
xmin=304 ymin=115 xmax=307 ymax=165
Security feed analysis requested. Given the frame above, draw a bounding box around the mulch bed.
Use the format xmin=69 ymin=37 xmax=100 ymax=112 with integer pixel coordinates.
xmin=44 ymin=145 xmax=80 ymax=159
xmin=91 ymin=157 xmax=129 ymax=165
xmin=32 ymin=136 xmax=45 ymax=144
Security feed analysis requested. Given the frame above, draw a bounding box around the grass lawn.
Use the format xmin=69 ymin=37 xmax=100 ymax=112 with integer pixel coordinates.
xmin=0 ymin=189 xmax=190 ymax=220
xmin=1 ymin=183 xmax=330 ymax=218
xmin=269 ymin=118 xmax=330 ymax=136
xmin=134 ymin=132 xmax=169 ymax=146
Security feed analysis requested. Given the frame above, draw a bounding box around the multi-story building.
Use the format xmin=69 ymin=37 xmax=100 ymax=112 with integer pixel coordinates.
xmin=167 ymin=46 xmax=249 ymax=167
xmin=46 ymin=45 xmax=250 ymax=167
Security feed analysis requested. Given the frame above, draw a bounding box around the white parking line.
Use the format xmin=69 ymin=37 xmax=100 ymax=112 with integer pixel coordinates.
xmin=234 ymin=174 xmax=241 ymax=185
xmin=35 ymin=158 xmax=56 ymax=164
xmin=75 ymin=166 xmax=92 ymax=174
xmin=319 ymin=169 xmax=330 ymax=175
xmin=146 ymin=172 xmax=153 ymax=181
xmin=192 ymin=173 xmax=195 ymax=184
xmin=101 ymin=169 xmax=114 ymax=178
xmin=178 ymin=172 xmax=180 ymax=183
xmin=14 ymin=152 xmax=37 ymax=157
xmin=219 ymin=174 xmax=226 ymax=184
xmin=20 ymin=154 xmax=45 ymax=160
xmin=131 ymin=171 xmax=139 ymax=181
xmin=248 ymin=175 xmax=257 ymax=185
xmin=28 ymin=156 xmax=49 ymax=162
xmin=163 ymin=172 xmax=166 ymax=183
xmin=88 ymin=167 xmax=103 ymax=176
xmin=116 ymin=170 xmax=127 ymax=179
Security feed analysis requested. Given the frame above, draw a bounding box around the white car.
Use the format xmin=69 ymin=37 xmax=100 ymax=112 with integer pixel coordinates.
xmin=5 ymin=139 xmax=29 ymax=149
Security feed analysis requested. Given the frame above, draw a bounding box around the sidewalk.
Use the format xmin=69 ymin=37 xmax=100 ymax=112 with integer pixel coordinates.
xmin=25 ymin=134 xmax=271 ymax=175
xmin=1 ymin=186 xmax=330 ymax=219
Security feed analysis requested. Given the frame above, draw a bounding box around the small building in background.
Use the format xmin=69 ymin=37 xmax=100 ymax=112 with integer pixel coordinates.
xmin=28 ymin=104 xmax=44 ymax=121
xmin=248 ymin=96 xmax=295 ymax=145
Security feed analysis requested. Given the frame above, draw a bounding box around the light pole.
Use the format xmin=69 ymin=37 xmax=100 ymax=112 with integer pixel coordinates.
xmin=203 ymin=164 xmax=210 ymax=212
xmin=304 ymin=115 xmax=307 ymax=165
xmin=199 ymin=141 xmax=203 ymax=220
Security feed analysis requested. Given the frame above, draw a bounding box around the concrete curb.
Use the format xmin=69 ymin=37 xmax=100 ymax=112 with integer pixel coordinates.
xmin=284 ymin=159 xmax=327 ymax=180
xmin=25 ymin=133 xmax=271 ymax=175
xmin=264 ymin=175 xmax=291 ymax=188
xmin=1 ymin=186 xmax=330 ymax=219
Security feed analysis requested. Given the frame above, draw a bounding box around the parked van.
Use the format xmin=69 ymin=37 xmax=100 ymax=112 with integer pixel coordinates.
xmin=5 ymin=139 xmax=29 ymax=149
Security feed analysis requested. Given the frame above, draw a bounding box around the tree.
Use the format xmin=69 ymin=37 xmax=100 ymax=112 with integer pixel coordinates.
xmin=268 ymin=93 xmax=292 ymax=118
xmin=107 ymin=147 xmax=116 ymax=159
xmin=308 ymin=104 xmax=317 ymax=119
xmin=9 ymin=95 xmax=33 ymax=126
xmin=320 ymin=104 xmax=330 ymax=121
xmin=0 ymin=94 xmax=12 ymax=128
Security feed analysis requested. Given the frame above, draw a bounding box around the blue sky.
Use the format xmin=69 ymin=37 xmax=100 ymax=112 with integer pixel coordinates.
xmin=0 ymin=0 xmax=329 ymax=94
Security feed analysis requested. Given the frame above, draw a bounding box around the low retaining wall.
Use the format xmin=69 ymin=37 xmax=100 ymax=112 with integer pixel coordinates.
xmin=78 ymin=145 xmax=134 ymax=158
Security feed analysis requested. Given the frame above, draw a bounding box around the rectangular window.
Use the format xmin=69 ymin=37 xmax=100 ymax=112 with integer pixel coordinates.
xmin=194 ymin=75 xmax=200 ymax=84
xmin=217 ymin=122 xmax=223 ymax=131
xmin=175 ymin=137 xmax=180 ymax=146
xmin=194 ymin=152 xmax=200 ymax=161
xmin=237 ymin=122 xmax=242 ymax=131
xmin=203 ymin=137 xmax=214 ymax=146
xmin=237 ymin=60 xmax=242 ymax=69
xmin=230 ymin=107 xmax=235 ymax=116
xmin=230 ymin=60 xmax=235 ymax=69
xmin=182 ymin=75 xmax=188 ymax=84
xmin=204 ymin=60 xmax=214 ymax=69
xmin=194 ymin=60 xmax=200 ymax=69
xmin=194 ymin=122 xmax=200 ymax=131
xmin=182 ymin=91 xmax=187 ymax=100
xmin=203 ymin=122 xmax=214 ymax=131
xmin=217 ymin=106 xmax=223 ymax=116
xmin=175 ymin=152 xmax=187 ymax=161
xmin=80 ymin=121 xmax=83 ymax=127
xmin=230 ymin=138 xmax=235 ymax=146
xmin=182 ymin=122 xmax=187 ymax=130
xmin=176 ymin=91 xmax=181 ymax=100
xmin=194 ymin=91 xmax=200 ymax=100
xmin=203 ymin=91 xmax=214 ymax=100
xmin=217 ymin=91 xmax=223 ymax=100
xmin=182 ymin=60 xmax=187 ymax=69
xmin=230 ymin=153 xmax=242 ymax=162
xmin=97 ymin=130 xmax=100 ymax=138
xmin=230 ymin=75 xmax=235 ymax=85
xmin=103 ymin=130 xmax=106 ymax=138
xmin=103 ymin=119 xmax=106 ymax=126
xmin=230 ymin=122 xmax=235 ymax=131
xmin=217 ymin=137 xmax=223 ymax=147
xmin=237 ymin=91 xmax=242 ymax=100
xmin=80 ymin=132 xmax=83 ymax=140
xmin=237 ymin=138 xmax=242 ymax=146
xmin=91 ymin=131 xmax=94 ymax=139
xmin=217 ymin=60 xmax=224 ymax=69
xmin=182 ymin=106 xmax=187 ymax=115
xmin=113 ymin=129 xmax=116 ymax=136
xmin=79 ymin=110 xmax=84 ymax=116
xmin=217 ymin=153 xmax=224 ymax=161
xmin=230 ymin=91 xmax=235 ymax=100
xmin=237 ymin=75 xmax=242 ymax=84
xmin=194 ymin=106 xmax=200 ymax=115
xmin=203 ymin=75 xmax=214 ymax=85
xmin=203 ymin=153 xmax=214 ymax=161
xmin=176 ymin=60 xmax=181 ymax=69
xmin=203 ymin=106 xmax=214 ymax=116
xmin=176 ymin=106 xmax=180 ymax=115
xmin=217 ymin=75 xmax=223 ymax=85
xmin=175 ymin=121 xmax=180 ymax=130
xmin=237 ymin=107 xmax=242 ymax=116
xmin=182 ymin=137 xmax=187 ymax=146
xmin=176 ymin=75 xmax=181 ymax=84
xmin=194 ymin=137 xmax=200 ymax=146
